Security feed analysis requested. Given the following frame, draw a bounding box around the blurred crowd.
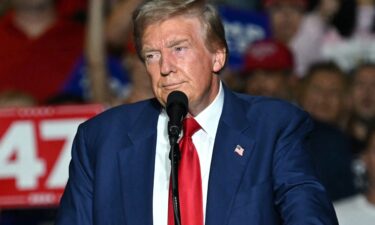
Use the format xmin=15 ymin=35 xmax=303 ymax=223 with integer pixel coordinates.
xmin=0 ymin=0 xmax=374 ymax=224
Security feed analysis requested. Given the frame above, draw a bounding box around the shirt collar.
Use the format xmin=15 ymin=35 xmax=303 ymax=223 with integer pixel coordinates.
xmin=194 ymin=81 xmax=224 ymax=139
xmin=160 ymin=81 xmax=224 ymax=139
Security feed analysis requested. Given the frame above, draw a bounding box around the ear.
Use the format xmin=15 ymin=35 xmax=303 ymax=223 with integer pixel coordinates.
xmin=212 ymin=47 xmax=226 ymax=73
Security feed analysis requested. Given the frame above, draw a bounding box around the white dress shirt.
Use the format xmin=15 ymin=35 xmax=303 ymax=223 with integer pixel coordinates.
xmin=153 ymin=82 xmax=224 ymax=225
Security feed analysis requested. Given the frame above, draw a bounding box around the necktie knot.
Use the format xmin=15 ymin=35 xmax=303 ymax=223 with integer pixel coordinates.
xmin=183 ymin=117 xmax=201 ymax=138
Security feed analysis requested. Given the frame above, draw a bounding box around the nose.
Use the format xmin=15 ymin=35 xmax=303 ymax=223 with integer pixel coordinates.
xmin=160 ymin=51 xmax=176 ymax=76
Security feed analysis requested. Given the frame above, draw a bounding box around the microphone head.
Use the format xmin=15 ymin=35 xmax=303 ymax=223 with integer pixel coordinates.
xmin=166 ymin=91 xmax=188 ymax=145
xmin=166 ymin=91 xmax=188 ymax=118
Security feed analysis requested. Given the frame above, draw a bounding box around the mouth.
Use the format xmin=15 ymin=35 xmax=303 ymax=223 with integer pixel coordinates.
xmin=161 ymin=82 xmax=185 ymax=90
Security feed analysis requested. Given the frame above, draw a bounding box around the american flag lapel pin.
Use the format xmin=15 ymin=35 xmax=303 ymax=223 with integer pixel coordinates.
xmin=234 ymin=145 xmax=245 ymax=156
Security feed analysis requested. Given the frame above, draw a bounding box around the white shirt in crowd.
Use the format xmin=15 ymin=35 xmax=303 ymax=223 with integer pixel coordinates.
xmin=334 ymin=194 xmax=375 ymax=225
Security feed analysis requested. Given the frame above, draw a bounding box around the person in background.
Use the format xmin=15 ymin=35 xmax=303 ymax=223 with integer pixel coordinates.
xmin=0 ymin=0 xmax=84 ymax=104
xmin=264 ymin=0 xmax=306 ymax=45
xmin=56 ymin=0 xmax=337 ymax=224
xmin=105 ymin=0 xmax=143 ymax=48
xmin=0 ymin=90 xmax=36 ymax=107
xmin=297 ymin=61 xmax=357 ymax=201
xmin=84 ymin=0 xmax=147 ymax=105
xmin=103 ymin=0 xmax=154 ymax=104
xmin=263 ymin=0 xmax=308 ymax=77
xmin=240 ymin=39 xmax=295 ymax=101
xmin=292 ymin=0 xmax=341 ymax=76
xmin=306 ymin=118 xmax=358 ymax=202
xmin=334 ymin=126 xmax=375 ymax=225
xmin=319 ymin=0 xmax=375 ymax=72
xmin=347 ymin=63 xmax=375 ymax=153
xmin=121 ymin=40 xmax=154 ymax=104
xmin=298 ymin=61 xmax=349 ymax=129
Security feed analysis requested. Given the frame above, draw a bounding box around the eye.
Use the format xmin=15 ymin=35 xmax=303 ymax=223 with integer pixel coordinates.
xmin=174 ymin=46 xmax=186 ymax=53
xmin=145 ymin=52 xmax=161 ymax=63
xmin=145 ymin=54 xmax=153 ymax=60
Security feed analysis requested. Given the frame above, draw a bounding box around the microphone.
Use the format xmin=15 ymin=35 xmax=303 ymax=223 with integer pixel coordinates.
xmin=166 ymin=91 xmax=188 ymax=145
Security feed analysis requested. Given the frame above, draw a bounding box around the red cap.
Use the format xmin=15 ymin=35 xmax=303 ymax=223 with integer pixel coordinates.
xmin=263 ymin=0 xmax=307 ymax=9
xmin=242 ymin=39 xmax=294 ymax=73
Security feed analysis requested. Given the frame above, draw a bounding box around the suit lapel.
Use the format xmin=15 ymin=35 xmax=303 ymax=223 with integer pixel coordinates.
xmin=117 ymin=99 xmax=161 ymax=225
xmin=206 ymin=88 xmax=255 ymax=225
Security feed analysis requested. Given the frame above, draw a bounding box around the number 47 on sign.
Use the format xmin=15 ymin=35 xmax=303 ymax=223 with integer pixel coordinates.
xmin=0 ymin=105 xmax=102 ymax=208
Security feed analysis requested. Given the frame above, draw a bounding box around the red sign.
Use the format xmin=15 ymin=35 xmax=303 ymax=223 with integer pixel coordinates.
xmin=0 ymin=104 xmax=104 ymax=208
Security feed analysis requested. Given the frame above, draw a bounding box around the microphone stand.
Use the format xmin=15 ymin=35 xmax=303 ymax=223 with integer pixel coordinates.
xmin=169 ymin=123 xmax=182 ymax=225
xmin=170 ymin=142 xmax=182 ymax=225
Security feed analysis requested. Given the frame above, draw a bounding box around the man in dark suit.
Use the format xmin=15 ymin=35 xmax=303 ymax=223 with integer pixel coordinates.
xmin=55 ymin=0 xmax=338 ymax=224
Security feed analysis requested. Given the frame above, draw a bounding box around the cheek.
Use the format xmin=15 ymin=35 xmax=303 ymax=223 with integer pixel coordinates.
xmin=327 ymin=102 xmax=340 ymax=116
xmin=186 ymin=58 xmax=213 ymax=84
xmin=148 ymin=75 xmax=157 ymax=88
xmin=146 ymin=65 xmax=158 ymax=80
xmin=331 ymin=96 xmax=341 ymax=107
xmin=146 ymin=69 xmax=160 ymax=92
xmin=268 ymin=77 xmax=283 ymax=88
xmin=272 ymin=14 xmax=284 ymax=27
xmin=353 ymin=88 xmax=365 ymax=99
xmin=188 ymin=74 xmax=207 ymax=94
xmin=302 ymin=96 xmax=315 ymax=110
xmin=304 ymin=90 xmax=319 ymax=103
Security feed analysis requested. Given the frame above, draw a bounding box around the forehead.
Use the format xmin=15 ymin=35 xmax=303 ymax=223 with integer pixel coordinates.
xmin=311 ymin=71 xmax=342 ymax=82
xmin=252 ymin=71 xmax=286 ymax=78
xmin=141 ymin=15 xmax=205 ymax=48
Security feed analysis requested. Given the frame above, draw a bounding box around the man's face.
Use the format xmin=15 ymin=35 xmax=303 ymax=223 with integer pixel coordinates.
xmin=141 ymin=16 xmax=225 ymax=115
xmin=352 ymin=67 xmax=375 ymax=120
xmin=301 ymin=71 xmax=345 ymax=124
xmin=244 ymin=71 xmax=289 ymax=99
xmin=268 ymin=4 xmax=303 ymax=43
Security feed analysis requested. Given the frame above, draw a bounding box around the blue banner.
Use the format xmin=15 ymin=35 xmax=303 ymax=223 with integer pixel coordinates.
xmin=219 ymin=6 xmax=271 ymax=70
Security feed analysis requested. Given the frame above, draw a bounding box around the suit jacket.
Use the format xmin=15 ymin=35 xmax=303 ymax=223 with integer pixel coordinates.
xmin=56 ymin=86 xmax=338 ymax=225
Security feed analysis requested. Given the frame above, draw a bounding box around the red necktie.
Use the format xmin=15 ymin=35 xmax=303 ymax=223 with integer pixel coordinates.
xmin=168 ymin=117 xmax=204 ymax=225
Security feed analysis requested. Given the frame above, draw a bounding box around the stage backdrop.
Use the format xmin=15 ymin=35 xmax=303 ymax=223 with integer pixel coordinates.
xmin=0 ymin=104 xmax=103 ymax=209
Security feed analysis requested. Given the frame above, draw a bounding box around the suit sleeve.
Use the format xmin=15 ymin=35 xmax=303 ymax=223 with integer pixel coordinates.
xmin=272 ymin=111 xmax=338 ymax=225
xmin=55 ymin=124 xmax=94 ymax=225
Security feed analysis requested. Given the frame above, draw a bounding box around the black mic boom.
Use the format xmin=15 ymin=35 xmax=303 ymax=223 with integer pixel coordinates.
xmin=166 ymin=91 xmax=188 ymax=145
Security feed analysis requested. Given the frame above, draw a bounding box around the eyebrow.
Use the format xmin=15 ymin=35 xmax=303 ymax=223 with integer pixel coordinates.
xmin=142 ymin=46 xmax=158 ymax=55
xmin=141 ymin=38 xmax=190 ymax=55
xmin=166 ymin=39 xmax=189 ymax=48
